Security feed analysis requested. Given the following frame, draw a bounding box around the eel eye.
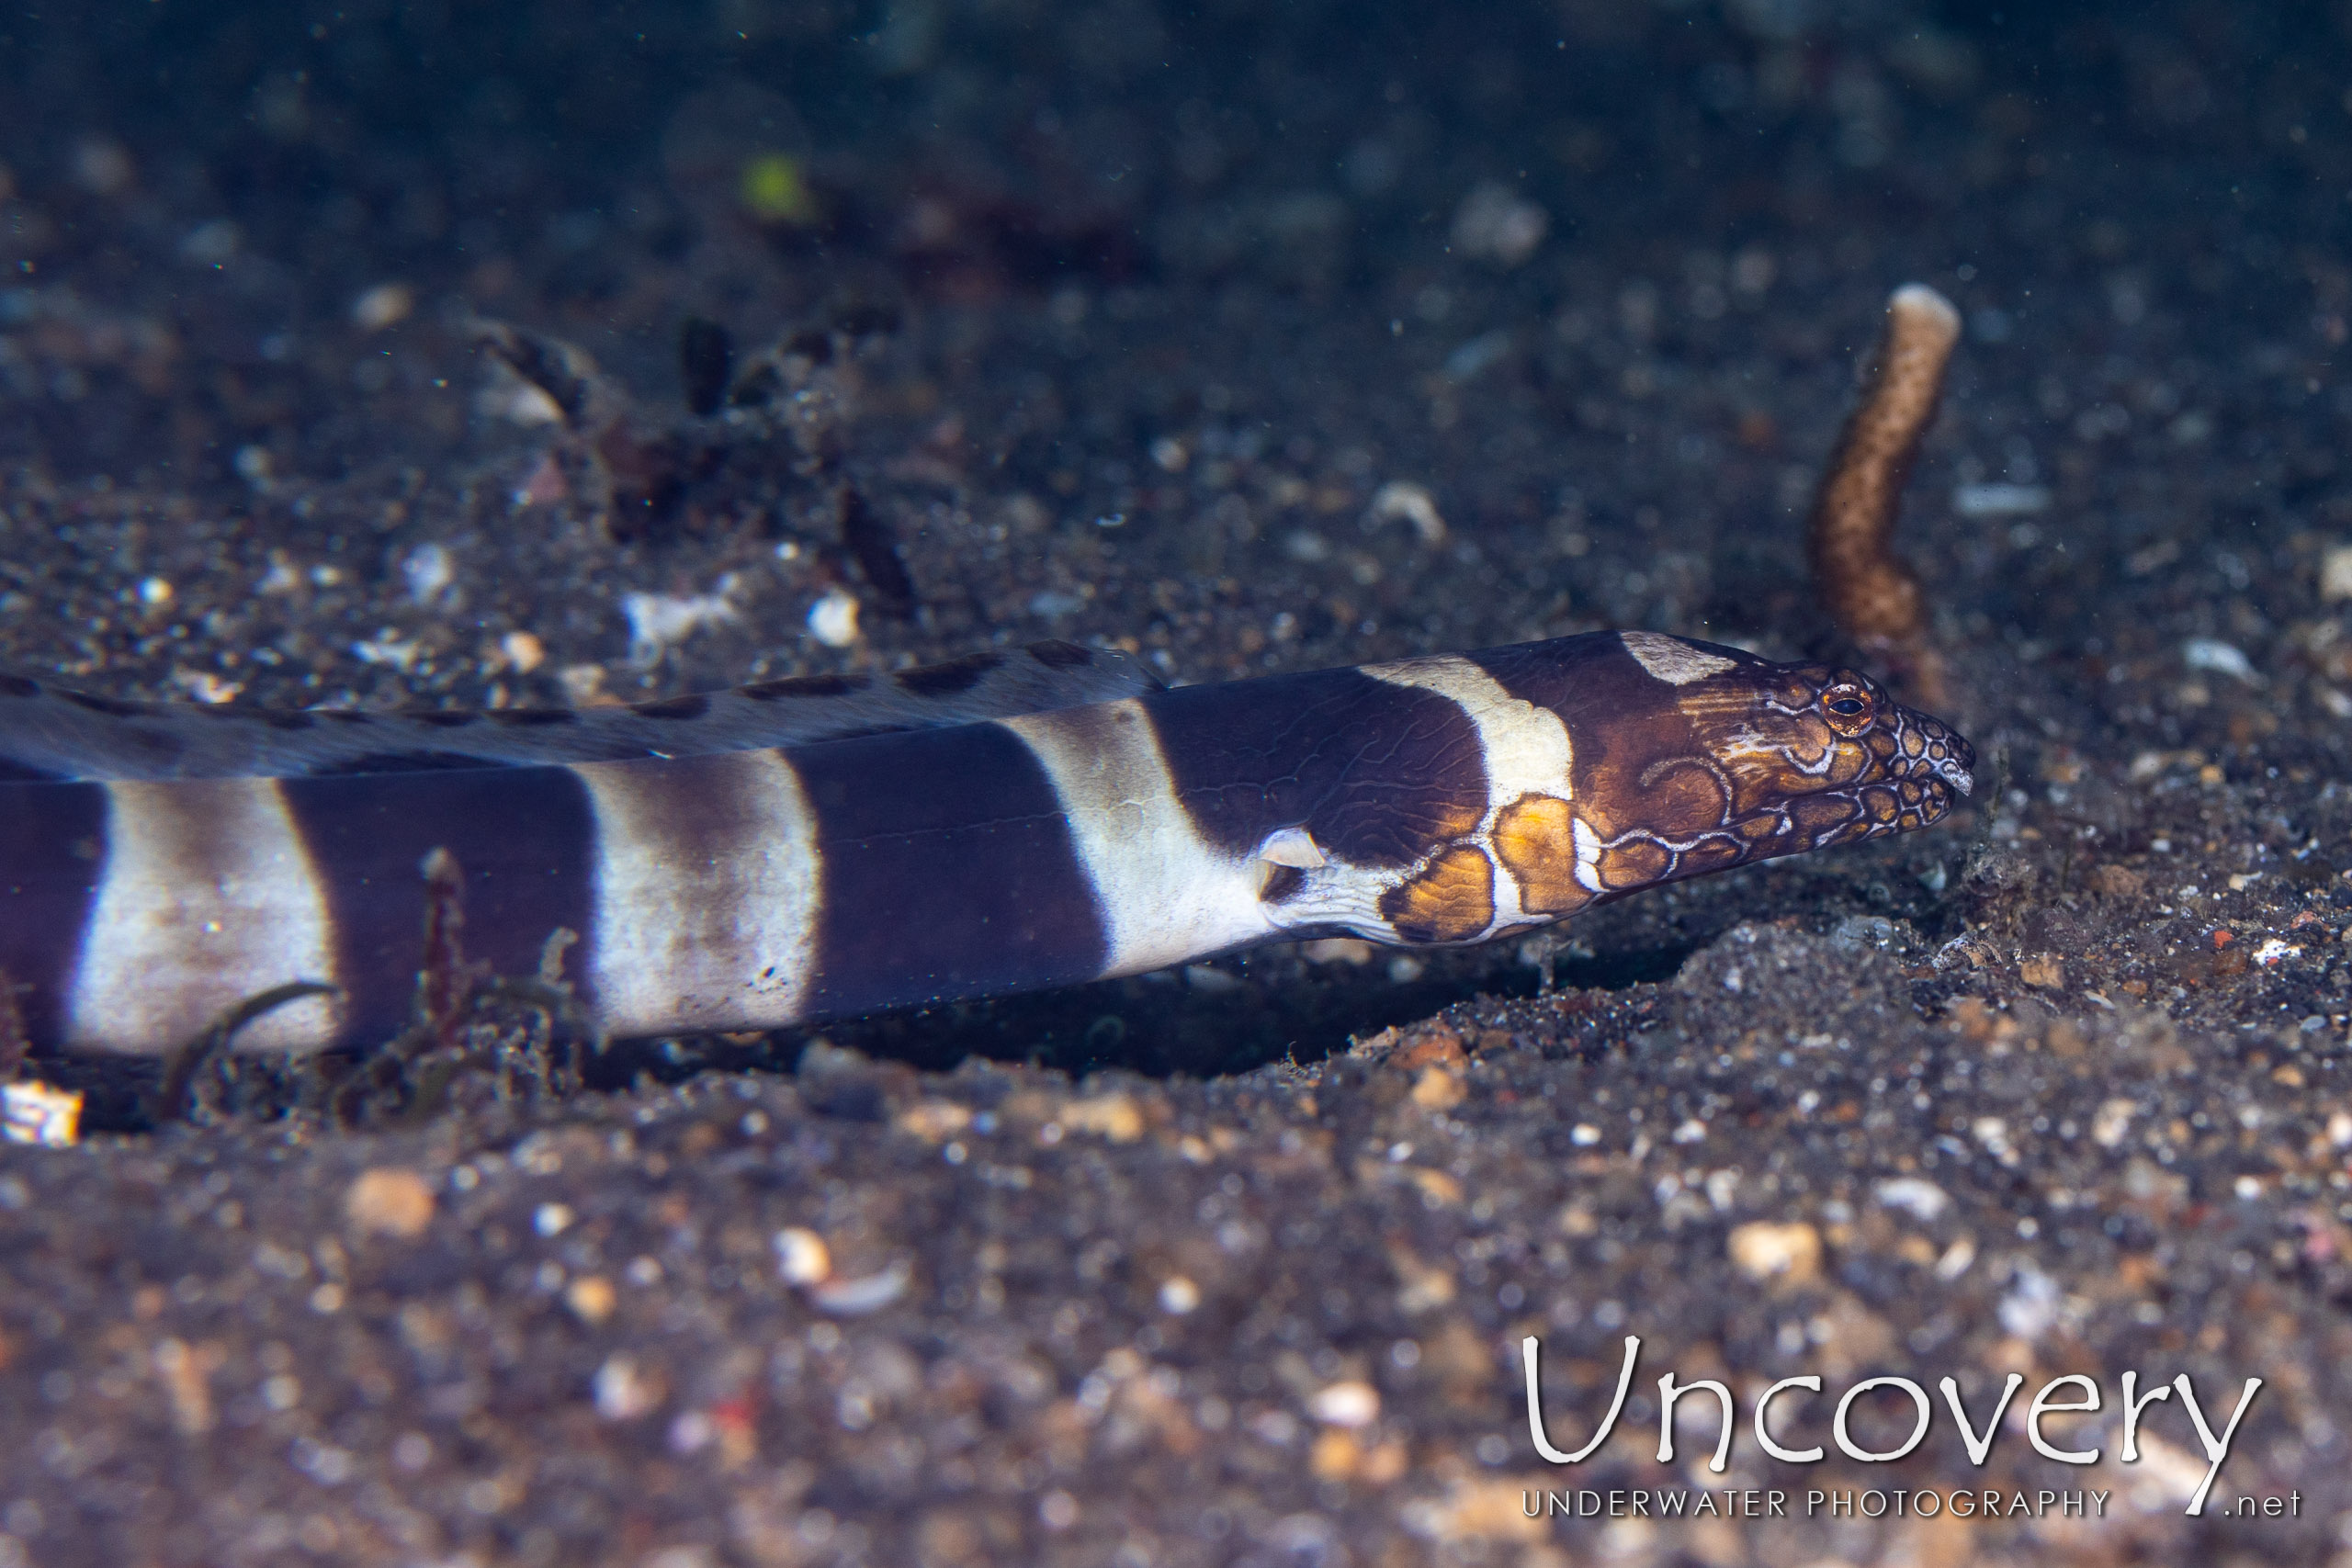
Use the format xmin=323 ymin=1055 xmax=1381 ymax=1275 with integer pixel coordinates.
xmin=1821 ymin=684 xmax=1873 ymax=735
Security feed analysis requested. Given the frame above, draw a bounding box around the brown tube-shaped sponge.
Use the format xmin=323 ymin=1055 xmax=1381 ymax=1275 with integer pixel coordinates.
xmin=1806 ymin=284 xmax=1960 ymax=700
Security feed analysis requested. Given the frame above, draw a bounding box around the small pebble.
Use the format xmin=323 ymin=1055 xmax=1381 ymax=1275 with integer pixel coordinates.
xmin=1726 ymin=1221 xmax=1821 ymax=1283
xmin=624 ymin=579 xmax=741 ymax=664
xmin=402 ymin=542 xmax=454 ymax=604
xmin=1449 ymin=182 xmax=1547 ymax=268
xmin=1308 ymin=1380 xmax=1381 ymax=1428
xmin=500 ymin=631 xmax=547 ymax=674
xmin=352 ymin=282 xmax=415 ymax=332
xmin=564 ymin=1277 xmax=617 ymax=1325
xmin=593 ymin=1354 xmax=662 ymax=1421
xmin=171 ymin=669 xmax=243 ymax=705
xmin=1873 ymin=1178 xmax=1951 ymax=1223
xmin=2018 ymin=953 xmax=2064 ymax=988
xmin=2 ymin=1080 xmax=84 ymax=1147
xmin=2324 ymin=544 xmax=2352 ymax=603
xmin=1059 ymin=1094 xmax=1145 ymax=1143
xmin=2086 ymin=863 xmax=2143 ymax=897
xmin=1309 ymin=1428 xmax=1363 ymax=1481
xmin=1951 ymin=482 xmax=2051 ymax=517
xmin=1409 ymin=1066 xmax=1464 ymax=1111
xmin=893 ymin=1100 xmax=972 ymax=1142
xmin=178 ymin=219 xmax=240 ymax=265
xmin=808 ymin=588 xmax=861 ymax=648
xmin=773 ymin=1226 xmax=831 ymax=1285
xmin=345 ymin=1168 xmax=435 ymax=1239
xmin=74 ymin=138 xmax=134 ymax=196
xmin=558 ymin=663 xmax=608 ymax=705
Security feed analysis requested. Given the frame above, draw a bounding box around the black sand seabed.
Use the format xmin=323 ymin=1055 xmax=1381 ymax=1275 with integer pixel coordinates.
xmin=6 ymin=4 xmax=2352 ymax=1563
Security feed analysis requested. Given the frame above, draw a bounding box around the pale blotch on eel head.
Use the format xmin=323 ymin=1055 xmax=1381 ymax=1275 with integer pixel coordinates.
xmin=1804 ymin=283 xmax=1961 ymax=710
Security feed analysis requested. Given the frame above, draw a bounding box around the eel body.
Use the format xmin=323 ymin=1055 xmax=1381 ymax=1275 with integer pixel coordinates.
xmin=0 ymin=631 xmax=1972 ymax=1056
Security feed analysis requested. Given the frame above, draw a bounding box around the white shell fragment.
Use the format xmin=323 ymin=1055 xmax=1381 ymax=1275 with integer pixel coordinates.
xmin=1367 ymin=481 xmax=1447 ymax=545
xmin=1308 ymin=1381 xmax=1382 ymax=1427
xmin=773 ymin=1226 xmax=831 ymax=1285
xmin=351 ymin=282 xmax=415 ymax=332
xmin=808 ymin=589 xmax=862 ymax=649
xmin=3 ymin=1080 xmax=85 ymax=1147
xmin=1872 ymin=1177 xmax=1951 ymax=1223
xmin=2181 ymin=637 xmax=2260 ymax=686
xmin=1951 ymin=482 xmax=2051 ymax=517
xmin=402 ymin=542 xmax=455 ymax=604
xmin=2323 ymin=545 xmax=2352 ymax=604
xmin=1450 ymin=182 xmax=1548 ymax=268
xmin=808 ymin=1258 xmax=911 ymax=1316
xmin=622 ymin=577 xmax=741 ymax=666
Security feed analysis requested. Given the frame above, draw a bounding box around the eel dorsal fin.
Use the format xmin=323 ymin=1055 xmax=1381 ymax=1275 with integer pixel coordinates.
xmin=0 ymin=641 xmax=1167 ymax=781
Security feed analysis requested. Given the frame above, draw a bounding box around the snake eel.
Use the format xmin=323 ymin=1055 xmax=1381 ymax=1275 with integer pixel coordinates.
xmin=0 ymin=630 xmax=1972 ymax=1056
